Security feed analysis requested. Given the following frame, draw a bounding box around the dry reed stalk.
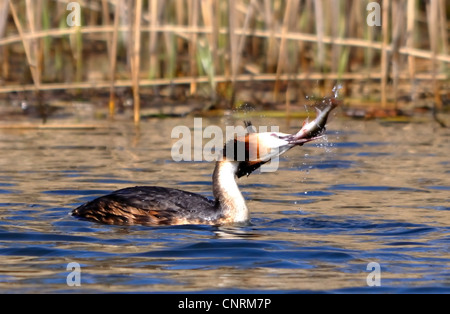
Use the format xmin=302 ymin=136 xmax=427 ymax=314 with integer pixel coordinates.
xmin=0 ymin=45 xmax=7 ymax=78
xmin=406 ymin=0 xmax=416 ymax=99
xmin=322 ymin=0 xmax=337 ymax=93
xmin=0 ymin=124 xmax=105 ymax=130
xmin=148 ymin=0 xmax=159 ymax=79
xmin=1 ymin=0 xmax=449 ymax=109
xmin=273 ymin=0 xmax=294 ymax=103
xmin=1 ymin=22 xmax=449 ymax=64
xmin=364 ymin=0 xmax=375 ymax=95
xmin=296 ymin=0 xmax=313 ymax=93
xmin=285 ymin=0 xmax=301 ymax=104
xmin=25 ymin=0 xmax=36 ymax=55
xmin=227 ymin=0 xmax=239 ymax=106
xmin=0 ymin=0 xmax=7 ymax=79
xmin=132 ymin=0 xmax=142 ymax=125
xmin=101 ymin=0 xmax=111 ymax=56
xmin=188 ymin=0 xmax=199 ymax=95
xmin=36 ymin=0 xmax=44 ymax=84
xmin=263 ymin=0 xmax=277 ymax=72
xmin=163 ymin=28 xmax=176 ymax=81
xmin=0 ymin=0 xmax=7 ymax=37
xmin=248 ymin=1 xmax=261 ymax=67
xmin=437 ymin=0 xmax=448 ymax=57
xmin=109 ymin=0 xmax=121 ymax=118
xmin=391 ymin=0 xmax=404 ymax=109
xmin=211 ymin=0 xmax=220 ymax=74
xmin=313 ymin=0 xmax=324 ymax=69
xmin=228 ymin=1 xmax=237 ymax=79
xmin=330 ymin=0 xmax=340 ymax=74
xmin=380 ymin=0 xmax=389 ymax=108
xmin=235 ymin=0 xmax=256 ymax=75
xmin=28 ymin=0 xmax=42 ymax=80
xmin=163 ymin=2 xmax=178 ymax=82
xmin=201 ymin=0 xmax=218 ymax=66
xmin=426 ymin=0 xmax=441 ymax=109
xmin=175 ymin=0 xmax=185 ymax=54
xmin=226 ymin=0 xmax=258 ymax=105
xmin=200 ymin=0 xmax=218 ymax=101
xmin=66 ymin=1 xmax=83 ymax=88
xmin=71 ymin=27 xmax=83 ymax=86
xmin=200 ymin=0 xmax=215 ymax=57
xmin=336 ymin=0 xmax=350 ymax=96
xmin=0 ymin=71 xmax=448 ymax=94
xmin=350 ymin=0 xmax=364 ymax=63
xmin=8 ymin=0 xmax=39 ymax=89
xmin=119 ymin=0 xmax=132 ymax=70
xmin=345 ymin=0 xmax=364 ymax=98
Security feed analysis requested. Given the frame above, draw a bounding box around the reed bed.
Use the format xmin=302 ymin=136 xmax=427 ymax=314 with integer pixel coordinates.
xmin=0 ymin=0 xmax=448 ymax=122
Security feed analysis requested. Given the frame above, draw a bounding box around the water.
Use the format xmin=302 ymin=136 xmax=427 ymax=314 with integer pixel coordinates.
xmin=0 ymin=115 xmax=449 ymax=293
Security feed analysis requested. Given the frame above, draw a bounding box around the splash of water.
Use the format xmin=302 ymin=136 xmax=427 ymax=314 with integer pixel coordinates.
xmin=318 ymin=135 xmax=335 ymax=154
xmin=332 ymin=84 xmax=343 ymax=99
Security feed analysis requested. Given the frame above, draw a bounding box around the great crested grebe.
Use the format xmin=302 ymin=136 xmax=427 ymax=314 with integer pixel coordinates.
xmin=72 ymin=97 xmax=339 ymax=226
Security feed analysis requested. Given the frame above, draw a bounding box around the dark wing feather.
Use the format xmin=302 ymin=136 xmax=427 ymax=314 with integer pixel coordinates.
xmin=72 ymin=186 xmax=220 ymax=225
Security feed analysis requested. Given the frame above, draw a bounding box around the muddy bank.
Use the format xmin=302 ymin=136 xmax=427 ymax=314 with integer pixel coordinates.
xmin=0 ymin=83 xmax=448 ymax=127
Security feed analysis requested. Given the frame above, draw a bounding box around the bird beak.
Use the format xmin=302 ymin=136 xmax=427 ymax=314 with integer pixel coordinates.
xmin=224 ymin=96 xmax=339 ymax=178
xmin=280 ymin=96 xmax=340 ymax=146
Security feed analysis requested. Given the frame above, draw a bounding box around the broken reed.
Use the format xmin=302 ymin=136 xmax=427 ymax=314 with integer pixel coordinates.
xmin=0 ymin=0 xmax=448 ymax=123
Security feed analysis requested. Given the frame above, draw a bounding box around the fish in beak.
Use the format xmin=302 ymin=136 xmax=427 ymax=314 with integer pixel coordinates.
xmin=223 ymin=96 xmax=340 ymax=178
xmin=280 ymin=96 xmax=340 ymax=145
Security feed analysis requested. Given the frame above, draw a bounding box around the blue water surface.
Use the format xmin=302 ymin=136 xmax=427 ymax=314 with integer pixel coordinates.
xmin=0 ymin=117 xmax=449 ymax=293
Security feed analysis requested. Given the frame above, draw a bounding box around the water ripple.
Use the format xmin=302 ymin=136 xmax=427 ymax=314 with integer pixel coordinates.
xmin=0 ymin=117 xmax=449 ymax=293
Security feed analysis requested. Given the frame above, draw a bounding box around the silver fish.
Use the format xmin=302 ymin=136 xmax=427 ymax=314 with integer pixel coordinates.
xmin=227 ymin=96 xmax=340 ymax=177
xmin=281 ymin=96 xmax=340 ymax=145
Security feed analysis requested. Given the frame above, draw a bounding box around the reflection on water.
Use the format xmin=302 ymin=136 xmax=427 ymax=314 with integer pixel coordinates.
xmin=0 ymin=115 xmax=449 ymax=293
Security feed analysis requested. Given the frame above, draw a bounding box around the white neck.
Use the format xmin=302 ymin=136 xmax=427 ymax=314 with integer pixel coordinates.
xmin=212 ymin=161 xmax=249 ymax=223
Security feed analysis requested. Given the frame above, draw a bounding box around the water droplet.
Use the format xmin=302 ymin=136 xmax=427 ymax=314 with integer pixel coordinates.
xmin=332 ymin=84 xmax=343 ymax=98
